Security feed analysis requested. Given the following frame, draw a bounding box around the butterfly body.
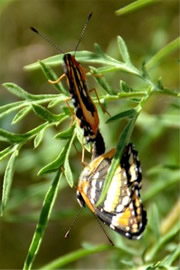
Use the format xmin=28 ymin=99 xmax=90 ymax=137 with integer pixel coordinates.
xmin=63 ymin=54 xmax=100 ymax=143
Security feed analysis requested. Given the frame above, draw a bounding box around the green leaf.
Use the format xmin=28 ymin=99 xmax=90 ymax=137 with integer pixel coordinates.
xmin=0 ymin=129 xmax=28 ymax=143
xmin=12 ymin=106 xmax=31 ymax=124
xmin=23 ymin=170 xmax=62 ymax=270
xmin=38 ymin=244 xmax=112 ymax=270
xmin=96 ymin=115 xmax=138 ymax=206
xmin=106 ymin=109 xmax=136 ymax=123
xmin=145 ymin=222 xmax=180 ymax=262
xmin=34 ymin=127 xmax=47 ymax=148
xmin=120 ymin=80 xmax=133 ymax=92
xmin=149 ymin=204 xmax=161 ymax=240
xmin=3 ymin=82 xmax=64 ymax=102
xmin=115 ymin=0 xmax=161 ymax=16
xmin=3 ymin=83 xmax=32 ymax=100
xmin=38 ymin=139 xmax=71 ymax=175
xmin=48 ymin=98 xmax=66 ymax=109
xmin=1 ymin=148 xmax=19 ymax=215
xmin=55 ymin=124 xmax=75 ymax=139
xmin=0 ymin=145 xmax=15 ymax=161
xmin=160 ymin=246 xmax=180 ymax=267
xmin=32 ymin=104 xmax=65 ymax=122
xmin=24 ymin=49 xmax=140 ymax=76
xmin=145 ymin=37 xmax=180 ymax=69
xmin=39 ymin=61 xmax=68 ymax=94
xmin=0 ymin=101 xmax=26 ymax=119
xmin=117 ymin=36 xmax=132 ymax=65
xmin=64 ymin=132 xmax=76 ymax=187
xmin=143 ymin=169 xmax=179 ymax=202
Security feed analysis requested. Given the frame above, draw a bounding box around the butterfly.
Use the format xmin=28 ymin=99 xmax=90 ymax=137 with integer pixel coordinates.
xmin=77 ymin=143 xmax=147 ymax=239
xmin=30 ymin=13 xmax=105 ymax=158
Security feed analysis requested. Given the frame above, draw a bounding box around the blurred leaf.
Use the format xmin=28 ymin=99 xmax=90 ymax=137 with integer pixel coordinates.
xmin=64 ymin=132 xmax=76 ymax=187
xmin=38 ymin=143 xmax=68 ymax=175
xmin=149 ymin=204 xmax=161 ymax=240
xmin=120 ymin=80 xmax=133 ymax=92
xmin=0 ymin=129 xmax=28 ymax=143
xmin=0 ymin=101 xmax=26 ymax=119
xmin=106 ymin=109 xmax=137 ymax=123
xmin=160 ymin=245 xmax=180 ymax=267
xmin=145 ymin=37 xmax=180 ymax=69
xmin=117 ymin=36 xmax=132 ymax=65
xmin=25 ymin=47 xmax=140 ymax=76
xmin=115 ymin=0 xmax=161 ymax=16
xmin=34 ymin=127 xmax=47 ymax=148
xmin=12 ymin=106 xmax=31 ymax=124
xmin=1 ymin=148 xmax=19 ymax=215
xmin=48 ymin=98 xmax=66 ymax=108
xmin=145 ymin=222 xmax=180 ymax=261
xmin=0 ymin=145 xmax=17 ymax=161
xmin=3 ymin=82 xmax=64 ymax=102
xmin=23 ymin=170 xmax=62 ymax=270
xmin=32 ymin=104 xmax=65 ymax=122
xmin=0 ymin=0 xmax=15 ymax=14
xmin=143 ymin=169 xmax=179 ymax=202
xmin=3 ymin=82 xmax=33 ymax=100
xmin=55 ymin=123 xmax=75 ymax=139
xmin=39 ymin=244 xmax=112 ymax=270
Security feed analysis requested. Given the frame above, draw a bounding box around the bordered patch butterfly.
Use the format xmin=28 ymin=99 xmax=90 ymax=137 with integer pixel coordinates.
xmin=77 ymin=143 xmax=147 ymax=239
xmin=31 ymin=13 xmax=105 ymax=156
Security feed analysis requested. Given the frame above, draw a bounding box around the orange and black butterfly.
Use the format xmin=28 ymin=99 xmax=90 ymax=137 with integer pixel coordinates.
xmin=31 ymin=13 xmax=105 ymax=157
xmin=77 ymin=143 xmax=147 ymax=239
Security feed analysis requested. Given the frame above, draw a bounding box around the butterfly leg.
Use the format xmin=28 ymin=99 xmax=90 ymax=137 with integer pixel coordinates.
xmin=81 ymin=142 xmax=88 ymax=167
xmin=89 ymin=88 xmax=111 ymax=117
xmin=48 ymin=73 xmax=66 ymax=84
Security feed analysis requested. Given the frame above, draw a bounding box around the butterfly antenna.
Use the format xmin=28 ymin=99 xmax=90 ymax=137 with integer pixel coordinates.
xmin=64 ymin=208 xmax=83 ymax=238
xmin=74 ymin=12 xmax=93 ymax=55
xmin=92 ymin=212 xmax=114 ymax=246
xmin=30 ymin=26 xmax=65 ymax=54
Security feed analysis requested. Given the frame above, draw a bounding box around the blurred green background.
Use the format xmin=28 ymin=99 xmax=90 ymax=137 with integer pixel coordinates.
xmin=0 ymin=0 xmax=179 ymax=269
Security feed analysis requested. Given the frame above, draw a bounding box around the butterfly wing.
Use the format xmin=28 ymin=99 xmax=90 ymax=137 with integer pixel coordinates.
xmin=77 ymin=144 xmax=147 ymax=239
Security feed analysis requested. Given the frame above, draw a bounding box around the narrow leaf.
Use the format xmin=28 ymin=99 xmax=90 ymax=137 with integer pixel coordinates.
xmin=38 ymin=141 xmax=69 ymax=175
xmin=32 ymin=104 xmax=64 ymax=122
xmin=106 ymin=109 xmax=136 ymax=123
xmin=48 ymin=98 xmax=65 ymax=109
xmin=1 ymin=149 xmax=19 ymax=215
xmin=115 ymin=0 xmax=161 ymax=16
xmin=34 ymin=127 xmax=46 ymax=148
xmin=0 ymin=101 xmax=25 ymax=119
xmin=145 ymin=37 xmax=180 ymax=69
xmin=55 ymin=124 xmax=75 ymax=139
xmin=0 ymin=129 xmax=28 ymax=143
xmin=0 ymin=146 xmax=15 ymax=161
xmin=39 ymin=245 xmax=112 ymax=270
xmin=23 ymin=170 xmax=62 ymax=270
xmin=3 ymin=83 xmax=32 ymax=100
xmin=96 ymin=115 xmax=137 ymax=206
xmin=64 ymin=132 xmax=76 ymax=187
xmin=117 ymin=36 xmax=132 ymax=65
xmin=145 ymin=222 xmax=180 ymax=261
xmin=12 ymin=106 xmax=31 ymax=124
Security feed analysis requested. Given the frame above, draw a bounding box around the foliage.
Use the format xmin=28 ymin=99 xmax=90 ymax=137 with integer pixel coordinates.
xmin=0 ymin=1 xmax=179 ymax=268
